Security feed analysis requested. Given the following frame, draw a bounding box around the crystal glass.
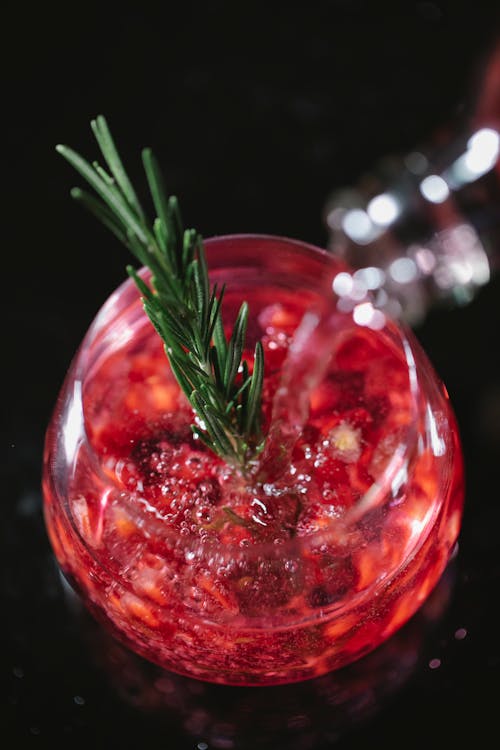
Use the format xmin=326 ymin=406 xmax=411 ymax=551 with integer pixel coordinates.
xmin=42 ymin=235 xmax=463 ymax=686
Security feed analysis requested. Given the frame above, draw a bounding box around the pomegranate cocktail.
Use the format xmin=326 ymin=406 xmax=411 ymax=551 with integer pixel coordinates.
xmin=43 ymin=120 xmax=463 ymax=686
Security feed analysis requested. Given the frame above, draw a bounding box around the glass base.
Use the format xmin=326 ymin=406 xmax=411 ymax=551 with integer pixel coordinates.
xmin=58 ymin=560 xmax=456 ymax=748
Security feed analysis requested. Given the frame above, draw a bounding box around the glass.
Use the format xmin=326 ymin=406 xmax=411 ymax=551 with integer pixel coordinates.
xmin=42 ymin=235 xmax=463 ymax=686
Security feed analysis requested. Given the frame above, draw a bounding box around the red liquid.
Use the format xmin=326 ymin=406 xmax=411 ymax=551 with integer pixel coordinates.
xmin=43 ymin=236 xmax=463 ymax=685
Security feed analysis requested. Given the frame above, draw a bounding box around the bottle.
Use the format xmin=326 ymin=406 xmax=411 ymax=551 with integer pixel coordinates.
xmin=324 ymin=41 xmax=500 ymax=325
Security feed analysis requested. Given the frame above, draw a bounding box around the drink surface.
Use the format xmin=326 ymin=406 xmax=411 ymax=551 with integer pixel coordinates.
xmin=43 ymin=237 xmax=463 ymax=684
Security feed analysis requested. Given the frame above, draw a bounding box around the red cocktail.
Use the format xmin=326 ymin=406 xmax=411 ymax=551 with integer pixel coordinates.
xmin=43 ymin=235 xmax=463 ymax=685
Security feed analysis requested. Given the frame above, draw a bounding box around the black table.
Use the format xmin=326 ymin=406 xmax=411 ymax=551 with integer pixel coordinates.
xmin=4 ymin=4 xmax=500 ymax=747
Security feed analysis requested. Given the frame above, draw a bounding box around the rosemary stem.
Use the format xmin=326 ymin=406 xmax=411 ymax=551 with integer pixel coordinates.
xmin=57 ymin=116 xmax=265 ymax=469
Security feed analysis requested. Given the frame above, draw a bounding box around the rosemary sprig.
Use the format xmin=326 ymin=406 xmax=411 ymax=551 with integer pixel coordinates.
xmin=57 ymin=116 xmax=264 ymax=468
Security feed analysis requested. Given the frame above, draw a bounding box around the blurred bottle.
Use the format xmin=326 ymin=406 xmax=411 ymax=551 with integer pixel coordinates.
xmin=324 ymin=40 xmax=500 ymax=325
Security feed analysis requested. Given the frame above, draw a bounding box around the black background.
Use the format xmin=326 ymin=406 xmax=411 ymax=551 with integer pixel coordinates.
xmin=3 ymin=2 xmax=500 ymax=748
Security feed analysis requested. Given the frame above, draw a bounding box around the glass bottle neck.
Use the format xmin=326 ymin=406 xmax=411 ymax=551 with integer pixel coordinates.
xmin=325 ymin=43 xmax=500 ymax=325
